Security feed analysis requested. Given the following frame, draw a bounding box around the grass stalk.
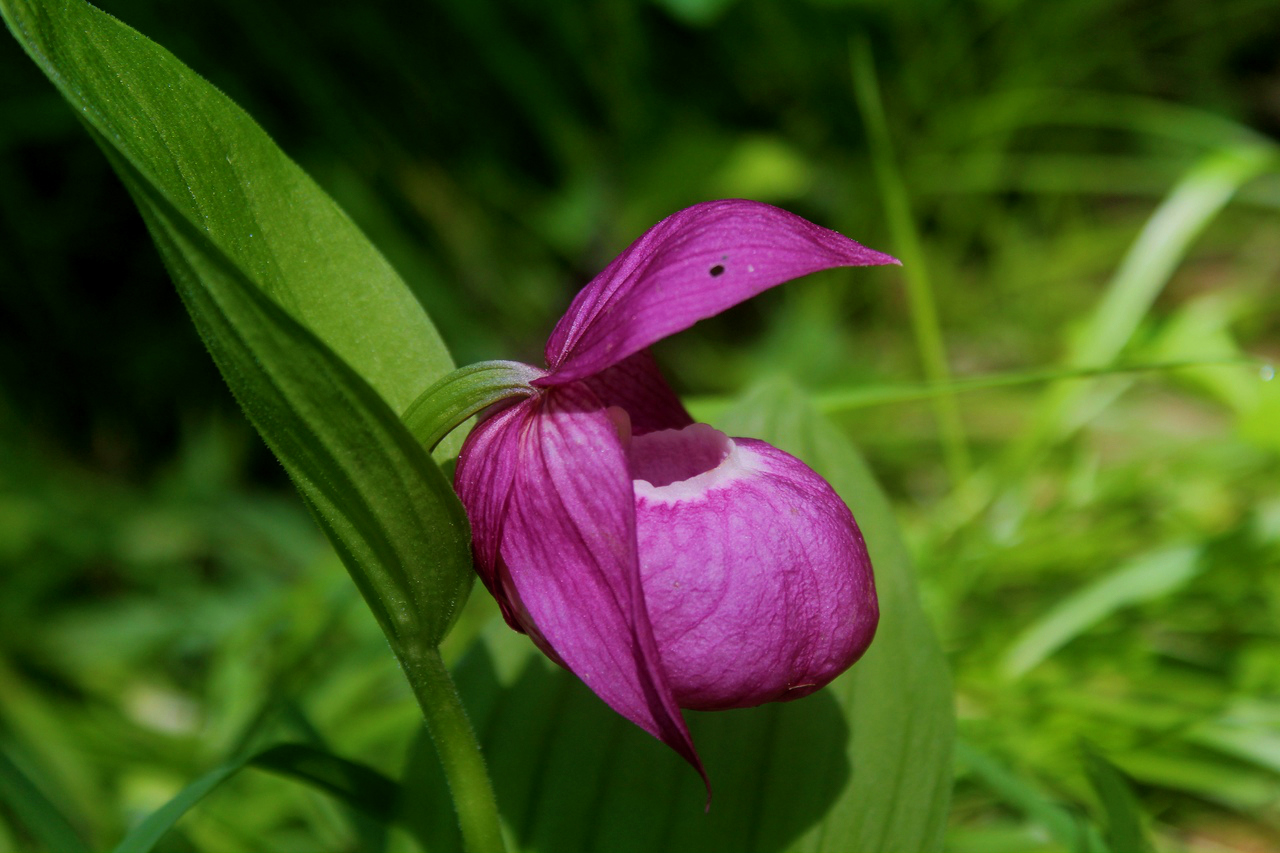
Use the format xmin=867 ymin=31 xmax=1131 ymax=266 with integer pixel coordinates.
xmin=851 ymin=36 xmax=971 ymax=486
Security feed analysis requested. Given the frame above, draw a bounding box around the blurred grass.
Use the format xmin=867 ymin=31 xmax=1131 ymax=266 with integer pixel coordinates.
xmin=2 ymin=0 xmax=1279 ymax=850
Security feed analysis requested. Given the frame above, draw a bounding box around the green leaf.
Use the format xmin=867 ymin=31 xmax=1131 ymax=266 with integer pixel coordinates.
xmin=686 ymin=358 xmax=1259 ymax=422
xmin=1111 ymin=747 xmax=1280 ymax=813
xmin=252 ymin=744 xmax=401 ymax=822
xmin=1000 ymin=545 xmax=1202 ymax=679
xmin=0 ymin=745 xmax=89 ymax=853
xmin=1187 ymin=700 xmax=1280 ymax=776
xmin=713 ymin=376 xmax=955 ymax=852
xmin=401 ymin=376 xmax=954 ymax=852
xmin=1081 ymin=743 xmax=1153 ymax=853
xmin=141 ymin=166 xmax=471 ymax=645
xmin=1028 ymin=144 xmax=1277 ymax=446
xmin=0 ymin=0 xmax=473 ymax=647
xmin=1064 ymin=146 xmax=1275 ymax=371
xmin=0 ymin=0 xmax=451 ymax=412
xmin=113 ymin=743 xmax=402 ymax=853
xmin=852 ymin=36 xmax=969 ymax=485
xmin=955 ymin=740 xmax=1106 ymax=853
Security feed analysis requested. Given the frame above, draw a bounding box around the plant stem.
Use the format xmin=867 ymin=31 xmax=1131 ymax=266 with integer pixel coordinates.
xmin=851 ymin=36 xmax=971 ymax=487
xmin=400 ymin=644 xmax=507 ymax=853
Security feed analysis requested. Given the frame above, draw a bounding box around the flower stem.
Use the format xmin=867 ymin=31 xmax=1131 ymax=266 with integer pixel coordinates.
xmin=400 ymin=644 xmax=506 ymax=853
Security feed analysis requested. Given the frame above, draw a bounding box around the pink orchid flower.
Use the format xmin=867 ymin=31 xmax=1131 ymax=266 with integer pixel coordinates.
xmin=454 ymin=199 xmax=895 ymax=792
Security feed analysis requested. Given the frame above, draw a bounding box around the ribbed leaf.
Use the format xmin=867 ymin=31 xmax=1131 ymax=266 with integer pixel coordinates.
xmin=121 ymin=153 xmax=470 ymax=645
xmin=402 ymin=377 xmax=954 ymax=852
xmin=0 ymin=0 xmax=473 ymax=646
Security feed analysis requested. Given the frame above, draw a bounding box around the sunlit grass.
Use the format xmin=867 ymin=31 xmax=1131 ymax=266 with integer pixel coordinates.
xmin=2 ymin=0 xmax=1278 ymax=849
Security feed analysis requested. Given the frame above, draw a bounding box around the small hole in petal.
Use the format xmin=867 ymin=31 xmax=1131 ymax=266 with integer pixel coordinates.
xmin=709 ymin=264 xmax=725 ymax=277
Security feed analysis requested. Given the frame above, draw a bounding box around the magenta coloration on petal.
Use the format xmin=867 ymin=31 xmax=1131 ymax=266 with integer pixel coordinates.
xmin=454 ymin=200 xmax=888 ymax=796
xmin=494 ymin=382 xmax=706 ymax=786
xmin=540 ymin=199 xmax=899 ymax=384
xmin=453 ymin=397 xmax=534 ymax=597
xmin=630 ymin=428 xmax=878 ymax=710
xmin=579 ymin=349 xmax=693 ymax=435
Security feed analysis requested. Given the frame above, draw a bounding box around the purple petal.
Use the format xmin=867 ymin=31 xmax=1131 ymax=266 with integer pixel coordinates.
xmin=542 ymin=200 xmax=899 ymax=383
xmin=629 ymin=427 xmax=878 ymax=711
xmin=499 ymin=382 xmax=707 ymax=788
xmin=578 ymin=349 xmax=693 ymax=435
xmin=453 ymin=397 xmax=535 ymax=623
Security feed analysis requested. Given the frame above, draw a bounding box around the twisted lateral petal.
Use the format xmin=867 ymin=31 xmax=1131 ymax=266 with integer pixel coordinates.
xmin=498 ymin=382 xmax=706 ymax=789
xmin=542 ymin=200 xmax=899 ymax=383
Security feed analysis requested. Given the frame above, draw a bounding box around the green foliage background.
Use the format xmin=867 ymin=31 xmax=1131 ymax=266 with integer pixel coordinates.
xmin=1 ymin=0 xmax=1278 ymax=850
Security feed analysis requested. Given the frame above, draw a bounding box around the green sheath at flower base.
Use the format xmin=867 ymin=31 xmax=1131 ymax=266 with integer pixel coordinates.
xmin=402 ymin=360 xmax=546 ymax=452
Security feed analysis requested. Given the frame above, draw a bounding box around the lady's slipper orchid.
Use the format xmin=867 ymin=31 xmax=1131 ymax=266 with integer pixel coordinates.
xmin=454 ymin=200 xmax=896 ymax=790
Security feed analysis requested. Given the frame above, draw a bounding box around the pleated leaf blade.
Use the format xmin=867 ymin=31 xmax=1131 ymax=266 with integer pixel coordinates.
xmin=0 ymin=0 xmax=473 ymax=646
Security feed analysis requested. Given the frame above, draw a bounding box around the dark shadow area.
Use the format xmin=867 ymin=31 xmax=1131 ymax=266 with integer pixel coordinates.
xmin=403 ymin=637 xmax=850 ymax=853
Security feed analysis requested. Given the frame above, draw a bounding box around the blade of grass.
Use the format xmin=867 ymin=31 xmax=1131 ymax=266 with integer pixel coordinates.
xmin=1187 ymin=702 xmax=1280 ymax=775
xmin=0 ymin=663 xmax=103 ymax=843
xmin=956 ymin=739 xmax=1105 ymax=853
xmin=851 ymin=35 xmax=970 ymax=486
xmin=1081 ymin=742 xmax=1154 ymax=853
xmin=112 ymin=743 xmax=403 ymax=853
xmin=939 ymin=89 xmax=1271 ymax=152
xmin=277 ymin=701 xmax=390 ymax=853
xmin=684 ymin=357 xmax=1258 ymax=424
xmin=253 ymin=744 xmax=401 ymax=821
xmin=813 ymin=358 xmax=1258 ymax=413
xmin=1113 ymin=749 xmax=1280 ymax=814
xmin=1027 ymin=143 xmax=1277 ymax=450
xmin=1073 ymin=148 xmax=1274 ymax=368
xmin=0 ymin=746 xmax=88 ymax=853
xmin=965 ymin=144 xmax=1279 ymax=545
xmin=1000 ymin=545 xmax=1203 ymax=679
